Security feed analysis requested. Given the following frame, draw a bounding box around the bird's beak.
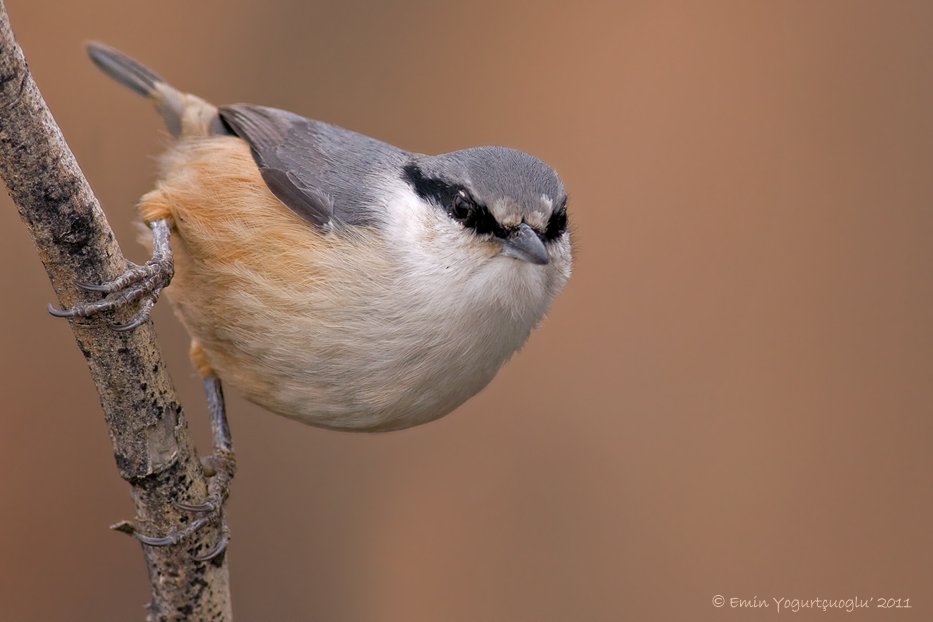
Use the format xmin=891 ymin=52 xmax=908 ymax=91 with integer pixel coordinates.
xmin=499 ymin=222 xmax=549 ymax=265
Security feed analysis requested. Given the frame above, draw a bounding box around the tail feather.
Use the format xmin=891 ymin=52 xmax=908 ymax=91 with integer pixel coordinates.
xmin=86 ymin=41 xmax=223 ymax=138
xmin=86 ymin=41 xmax=166 ymax=98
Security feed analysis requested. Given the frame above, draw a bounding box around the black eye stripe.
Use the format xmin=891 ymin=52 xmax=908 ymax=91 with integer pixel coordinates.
xmin=402 ymin=163 xmax=564 ymax=242
xmin=545 ymin=205 xmax=568 ymax=240
xmin=402 ymin=163 xmax=460 ymax=210
xmin=403 ymin=163 xmax=507 ymax=237
xmin=463 ymin=201 xmax=507 ymax=237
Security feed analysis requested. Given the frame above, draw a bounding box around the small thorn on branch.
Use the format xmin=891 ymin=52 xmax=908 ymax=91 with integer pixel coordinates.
xmin=110 ymin=520 xmax=137 ymax=536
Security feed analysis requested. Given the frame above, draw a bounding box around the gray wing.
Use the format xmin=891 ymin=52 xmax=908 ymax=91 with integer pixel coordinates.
xmin=218 ymin=104 xmax=408 ymax=228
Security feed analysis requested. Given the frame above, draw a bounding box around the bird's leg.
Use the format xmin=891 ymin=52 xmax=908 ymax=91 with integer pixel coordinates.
xmin=48 ymin=218 xmax=173 ymax=331
xmin=186 ymin=375 xmax=236 ymax=561
xmin=57 ymin=218 xmax=235 ymax=559
xmin=134 ymin=376 xmax=236 ymax=561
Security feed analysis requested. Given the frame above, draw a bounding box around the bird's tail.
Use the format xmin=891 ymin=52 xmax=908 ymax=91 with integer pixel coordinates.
xmin=86 ymin=41 xmax=223 ymax=138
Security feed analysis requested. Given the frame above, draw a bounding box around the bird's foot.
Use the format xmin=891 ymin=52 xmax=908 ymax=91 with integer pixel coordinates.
xmin=117 ymin=376 xmax=236 ymax=561
xmin=48 ymin=218 xmax=172 ymax=331
xmin=116 ymin=447 xmax=236 ymax=562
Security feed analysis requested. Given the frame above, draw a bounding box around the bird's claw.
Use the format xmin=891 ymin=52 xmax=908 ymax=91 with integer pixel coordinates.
xmin=130 ymin=448 xmax=236 ymax=561
xmin=133 ymin=513 xmax=227 ymax=561
xmin=113 ymin=376 xmax=236 ymax=562
xmin=47 ymin=218 xmax=172 ymax=331
xmin=192 ymin=527 xmax=230 ymax=562
xmin=175 ymin=499 xmax=218 ymax=513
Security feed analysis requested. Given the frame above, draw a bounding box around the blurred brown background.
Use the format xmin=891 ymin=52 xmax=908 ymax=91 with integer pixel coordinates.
xmin=2 ymin=1 xmax=932 ymax=620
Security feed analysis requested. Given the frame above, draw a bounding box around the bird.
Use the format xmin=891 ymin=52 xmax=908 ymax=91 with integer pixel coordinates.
xmin=53 ymin=41 xmax=572 ymax=555
xmin=68 ymin=41 xmax=573 ymax=433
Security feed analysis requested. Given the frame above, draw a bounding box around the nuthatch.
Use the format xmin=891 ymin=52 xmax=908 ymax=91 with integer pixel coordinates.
xmin=53 ymin=42 xmax=572 ymax=554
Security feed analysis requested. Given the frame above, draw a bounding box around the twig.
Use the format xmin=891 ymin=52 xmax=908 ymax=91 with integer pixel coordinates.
xmin=0 ymin=3 xmax=232 ymax=620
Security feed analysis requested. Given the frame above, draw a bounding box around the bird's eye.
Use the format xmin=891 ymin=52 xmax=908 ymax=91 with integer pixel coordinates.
xmin=451 ymin=193 xmax=474 ymax=220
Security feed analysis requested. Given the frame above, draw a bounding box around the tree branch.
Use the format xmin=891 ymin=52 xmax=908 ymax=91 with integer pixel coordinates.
xmin=0 ymin=3 xmax=231 ymax=620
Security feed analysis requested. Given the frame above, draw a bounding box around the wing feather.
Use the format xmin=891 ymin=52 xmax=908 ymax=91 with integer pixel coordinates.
xmin=218 ymin=104 xmax=408 ymax=229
